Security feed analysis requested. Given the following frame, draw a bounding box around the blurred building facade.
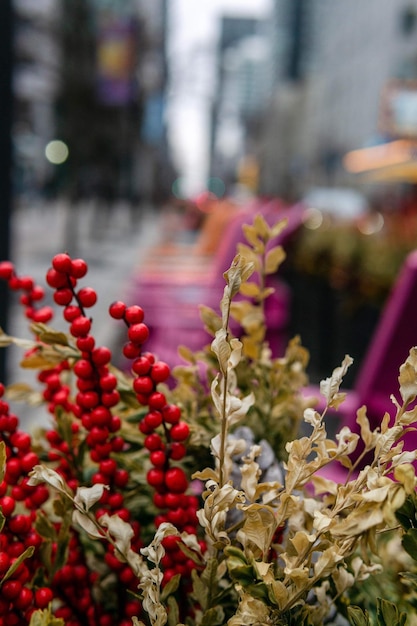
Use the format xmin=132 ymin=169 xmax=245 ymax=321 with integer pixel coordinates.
xmin=257 ymin=0 xmax=417 ymax=199
xmin=209 ymin=15 xmax=273 ymax=193
xmin=12 ymin=0 xmax=175 ymax=206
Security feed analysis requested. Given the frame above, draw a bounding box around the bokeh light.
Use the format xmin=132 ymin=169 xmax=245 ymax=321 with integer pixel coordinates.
xmin=45 ymin=140 xmax=69 ymax=165
xmin=303 ymin=207 xmax=323 ymax=230
xmin=207 ymin=177 xmax=226 ymax=198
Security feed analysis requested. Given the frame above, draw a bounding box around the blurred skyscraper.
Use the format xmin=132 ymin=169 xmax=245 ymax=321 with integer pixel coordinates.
xmin=257 ymin=0 xmax=417 ymax=198
xmin=12 ymin=0 xmax=175 ymax=206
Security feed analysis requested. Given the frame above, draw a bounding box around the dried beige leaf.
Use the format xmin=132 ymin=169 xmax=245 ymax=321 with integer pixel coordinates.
xmin=265 ymin=246 xmax=286 ymax=274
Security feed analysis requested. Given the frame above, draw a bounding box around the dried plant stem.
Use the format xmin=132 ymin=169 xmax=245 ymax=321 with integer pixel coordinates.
xmin=219 ymin=375 xmax=228 ymax=489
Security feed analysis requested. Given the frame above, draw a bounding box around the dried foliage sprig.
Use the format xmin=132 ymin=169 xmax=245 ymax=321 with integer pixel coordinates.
xmin=0 ymin=213 xmax=416 ymax=625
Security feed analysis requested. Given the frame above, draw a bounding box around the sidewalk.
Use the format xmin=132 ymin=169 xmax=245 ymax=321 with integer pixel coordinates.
xmin=6 ymin=197 xmax=164 ymax=429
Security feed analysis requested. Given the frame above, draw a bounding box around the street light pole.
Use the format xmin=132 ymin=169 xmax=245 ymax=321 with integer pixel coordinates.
xmin=0 ymin=0 xmax=14 ymax=383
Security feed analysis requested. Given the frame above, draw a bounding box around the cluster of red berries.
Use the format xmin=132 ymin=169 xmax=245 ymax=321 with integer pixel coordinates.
xmin=0 ymin=255 xmax=141 ymax=624
xmin=110 ymin=300 xmax=202 ymax=587
xmin=0 ymin=261 xmax=53 ymax=324
xmin=0 ymin=382 xmax=54 ymax=625
xmin=43 ymin=254 xmax=144 ymax=624
xmin=0 ymin=251 xmax=202 ymax=623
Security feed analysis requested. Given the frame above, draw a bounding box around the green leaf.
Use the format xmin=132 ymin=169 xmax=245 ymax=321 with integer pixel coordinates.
xmin=347 ymin=605 xmax=371 ymax=626
xmin=396 ymin=493 xmax=417 ymax=531
xmin=160 ymin=573 xmax=181 ymax=602
xmin=376 ymin=598 xmax=407 ymax=626
xmin=199 ymin=558 xmax=222 ymax=611
xmin=35 ymin=511 xmax=58 ymax=541
xmin=200 ymin=606 xmax=225 ymax=626
xmin=29 ymin=323 xmax=69 ymax=346
xmin=191 ymin=568 xmax=209 ymax=609
xmin=166 ymin=595 xmax=180 ymax=626
xmin=1 ymin=546 xmax=35 ymax=584
xmin=402 ymin=527 xmax=417 ymax=562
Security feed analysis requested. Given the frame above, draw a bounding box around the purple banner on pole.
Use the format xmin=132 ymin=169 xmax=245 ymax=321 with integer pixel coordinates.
xmin=96 ymin=14 xmax=137 ymax=105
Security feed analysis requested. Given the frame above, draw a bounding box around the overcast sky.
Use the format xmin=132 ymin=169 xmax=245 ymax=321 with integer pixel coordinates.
xmin=165 ymin=0 xmax=272 ymax=197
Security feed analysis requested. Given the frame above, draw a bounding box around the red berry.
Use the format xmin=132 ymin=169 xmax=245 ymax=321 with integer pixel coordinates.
xmin=92 ymin=347 xmax=112 ymax=366
xmin=109 ymin=415 xmax=121 ymax=432
xmin=161 ymin=535 xmax=181 ymax=551
xmin=109 ymin=301 xmax=126 ymax=319
xmin=19 ymin=276 xmax=34 ymax=291
xmin=144 ymin=410 xmax=163 ymax=429
xmin=77 ymin=391 xmax=99 ymax=409
xmin=76 ymin=335 xmax=95 ymax=352
xmin=108 ymin=492 xmax=124 ymax=509
xmin=144 ymin=433 xmax=164 ymax=451
xmin=46 ymin=267 xmax=68 ymax=288
xmin=30 ymin=285 xmax=44 ymax=301
xmin=32 ymin=306 xmax=54 ymax=323
xmin=150 ymin=450 xmax=166 ymax=467
xmin=10 ymin=431 xmax=31 ymax=451
xmin=101 ymin=390 xmax=120 ymax=408
xmin=70 ymin=258 xmax=88 ymax=278
xmin=70 ymin=316 xmax=91 ymax=337
xmin=77 ymin=287 xmax=97 ymax=308
xmin=111 ymin=436 xmax=125 ymax=452
xmin=52 ymin=253 xmax=72 ymax=273
xmin=164 ymin=492 xmax=182 ymax=509
xmin=167 ymin=508 xmax=186 ymax=526
xmin=9 ymin=514 xmax=32 ymax=534
xmin=153 ymin=493 xmax=166 ymax=508
xmin=148 ymin=392 xmax=166 ymax=410
xmin=20 ymin=452 xmax=39 ymax=473
xmin=142 ymin=351 xmax=155 ymax=364
xmin=9 ymin=275 xmax=21 ymax=289
xmin=14 ymin=586 xmax=33 ymax=610
xmin=113 ymin=469 xmax=129 ymax=488
xmin=147 ymin=468 xmax=165 ymax=488
xmin=99 ymin=459 xmax=117 ymax=476
xmin=132 ymin=356 xmax=152 ymax=376
xmin=0 ymin=552 xmax=10 ymax=574
xmin=124 ymin=305 xmax=145 ymax=324
xmin=170 ymin=442 xmax=186 ymax=460
xmin=35 ymin=587 xmax=54 ymax=609
xmin=87 ymin=426 xmax=109 ymax=445
xmin=133 ymin=376 xmax=154 ymax=395
xmin=28 ymin=485 xmax=49 ymax=507
xmin=165 ymin=467 xmax=188 ymax=493
xmin=151 ymin=362 xmax=170 ymax=383
xmin=6 ymin=458 xmax=21 ymax=476
xmin=74 ymin=359 xmax=94 ymax=379
xmin=163 ymin=404 xmax=181 ymax=425
xmin=0 ymin=261 xmax=14 ymax=280
xmin=128 ymin=323 xmax=149 ymax=345
xmin=53 ymin=288 xmax=73 ymax=306
xmin=139 ymin=419 xmax=153 ymax=435
xmin=64 ymin=305 xmax=82 ymax=322
xmin=123 ymin=342 xmax=141 ymax=359
xmin=99 ymin=373 xmax=117 ymax=392
xmin=2 ymin=579 xmax=22 ymax=600
xmin=170 ymin=422 xmax=190 ymax=442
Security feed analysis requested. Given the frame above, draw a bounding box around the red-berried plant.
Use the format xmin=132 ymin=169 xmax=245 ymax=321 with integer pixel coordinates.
xmin=0 ymin=213 xmax=417 ymax=626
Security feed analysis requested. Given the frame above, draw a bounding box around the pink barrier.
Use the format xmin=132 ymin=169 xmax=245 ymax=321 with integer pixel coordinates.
xmin=304 ymin=248 xmax=417 ymax=479
xmin=126 ymin=200 xmax=305 ymax=366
